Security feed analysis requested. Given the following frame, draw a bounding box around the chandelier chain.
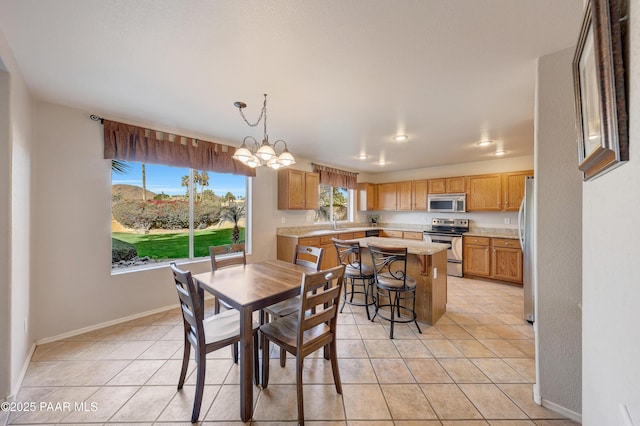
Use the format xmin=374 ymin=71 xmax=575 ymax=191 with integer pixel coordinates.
xmin=237 ymin=94 xmax=268 ymax=138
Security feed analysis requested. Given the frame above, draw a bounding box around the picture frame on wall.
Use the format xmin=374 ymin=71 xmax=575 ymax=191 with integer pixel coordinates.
xmin=572 ymin=0 xmax=628 ymax=181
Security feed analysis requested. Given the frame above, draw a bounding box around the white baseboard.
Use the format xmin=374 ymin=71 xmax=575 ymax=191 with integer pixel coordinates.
xmin=541 ymin=397 xmax=582 ymax=423
xmin=533 ymin=383 xmax=541 ymax=404
xmin=7 ymin=342 xmax=36 ymax=404
xmin=35 ymin=303 xmax=177 ymax=345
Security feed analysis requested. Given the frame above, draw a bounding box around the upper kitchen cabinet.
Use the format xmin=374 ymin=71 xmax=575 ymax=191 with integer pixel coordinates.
xmin=377 ymin=182 xmax=398 ymax=210
xmin=397 ymin=181 xmax=413 ymax=210
xmin=467 ymin=174 xmax=502 ymax=211
xmin=278 ymin=169 xmax=319 ymax=210
xmin=357 ymin=182 xmax=377 ymax=211
xmin=377 ymin=181 xmax=412 ymax=210
xmin=428 ymin=177 xmax=466 ymax=194
xmin=411 ymin=180 xmax=428 ymax=210
xmin=502 ymin=170 xmax=533 ymax=211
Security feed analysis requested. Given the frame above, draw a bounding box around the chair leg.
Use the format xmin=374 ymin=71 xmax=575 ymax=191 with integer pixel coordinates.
xmin=279 ymin=346 xmax=287 ymax=367
xmin=232 ymin=342 xmax=239 ymax=364
xmin=363 ymin=278 xmax=371 ymax=320
xmin=253 ymin=332 xmax=260 ymax=386
xmin=389 ymin=291 xmax=396 ymax=339
xmin=329 ymin=339 xmax=342 ymax=394
xmin=191 ymin=349 xmax=206 ymax=423
xmin=296 ymin=357 xmax=305 ymax=426
xmin=262 ymin=337 xmax=271 ymax=388
xmin=178 ymin=335 xmax=191 ymax=389
xmin=412 ymin=291 xmax=422 ymax=334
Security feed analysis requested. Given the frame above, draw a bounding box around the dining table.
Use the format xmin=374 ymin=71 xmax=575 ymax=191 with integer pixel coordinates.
xmin=192 ymin=259 xmax=313 ymax=422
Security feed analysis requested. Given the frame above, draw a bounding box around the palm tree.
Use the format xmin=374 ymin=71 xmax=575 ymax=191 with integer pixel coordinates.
xmin=218 ymin=203 xmax=246 ymax=244
xmin=111 ymin=159 xmax=130 ymax=174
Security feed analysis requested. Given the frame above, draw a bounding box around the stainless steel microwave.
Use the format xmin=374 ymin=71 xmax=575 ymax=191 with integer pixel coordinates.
xmin=427 ymin=193 xmax=466 ymax=213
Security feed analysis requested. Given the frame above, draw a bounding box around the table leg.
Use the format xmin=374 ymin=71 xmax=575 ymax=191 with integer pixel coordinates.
xmin=239 ymin=307 xmax=253 ymax=422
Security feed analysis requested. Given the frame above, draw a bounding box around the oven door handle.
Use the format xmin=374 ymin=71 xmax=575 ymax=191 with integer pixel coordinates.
xmin=451 ymin=237 xmax=463 ymax=260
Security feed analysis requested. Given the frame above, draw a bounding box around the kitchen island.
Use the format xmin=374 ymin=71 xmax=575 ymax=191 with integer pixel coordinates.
xmin=354 ymin=237 xmax=449 ymax=325
xmin=277 ymin=231 xmax=449 ymax=325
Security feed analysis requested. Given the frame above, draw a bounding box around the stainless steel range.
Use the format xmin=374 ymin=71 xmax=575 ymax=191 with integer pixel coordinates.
xmin=423 ymin=218 xmax=469 ymax=277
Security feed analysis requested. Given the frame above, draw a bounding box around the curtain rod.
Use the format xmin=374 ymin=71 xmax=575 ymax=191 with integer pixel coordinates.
xmin=90 ymin=114 xmax=104 ymax=124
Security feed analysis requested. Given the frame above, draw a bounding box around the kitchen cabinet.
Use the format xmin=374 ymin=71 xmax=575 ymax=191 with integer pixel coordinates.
xmin=380 ymin=229 xmax=403 ymax=238
xmin=375 ymin=181 xmax=412 ymax=211
xmin=357 ymin=182 xmax=377 ymax=211
xmin=491 ymin=238 xmax=523 ymax=283
xmin=411 ymin=180 xmax=428 ymax=210
xmin=467 ymin=174 xmax=502 ymax=211
xmin=397 ymin=181 xmax=412 ymax=210
xmin=428 ymin=177 xmax=466 ymax=194
xmin=277 ymin=169 xmax=319 ymax=210
xmin=463 ymin=236 xmax=522 ymax=284
xmin=502 ymin=170 xmax=533 ymax=211
xmin=463 ymin=236 xmax=491 ymax=277
xmin=377 ymin=183 xmax=398 ymax=210
xmin=278 ymin=231 xmax=366 ymax=270
xmin=403 ymin=231 xmax=424 ymax=241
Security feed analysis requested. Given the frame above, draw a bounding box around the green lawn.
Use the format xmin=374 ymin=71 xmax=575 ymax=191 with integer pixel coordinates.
xmin=112 ymin=228 xmax=245 ymax=260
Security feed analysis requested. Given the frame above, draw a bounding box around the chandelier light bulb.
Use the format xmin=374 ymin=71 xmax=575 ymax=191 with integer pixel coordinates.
xmin=277 ymin=149 xmax=295 ymax=167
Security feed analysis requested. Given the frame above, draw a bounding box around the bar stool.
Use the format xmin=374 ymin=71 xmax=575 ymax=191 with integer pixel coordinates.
xmin=332 ymin=238 xmax=376 ymax=319
xmin=367 ymin=244 xmax=422 ymax=339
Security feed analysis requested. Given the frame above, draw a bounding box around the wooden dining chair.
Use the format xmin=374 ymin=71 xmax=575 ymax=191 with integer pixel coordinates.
xmin=260 ymin=264 xmax=345 ymax=426
xmin=209 ymin=244 xmax=246 ymax=313
xmin=263 ymin=245 xmax=323 ymax=366
xmin=169 ymin=262 xmax=260 ymax=423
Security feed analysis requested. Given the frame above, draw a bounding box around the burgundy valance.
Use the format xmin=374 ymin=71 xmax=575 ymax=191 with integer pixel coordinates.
xmin=312 ymin=163 xmax=358 ymax=190
xmin=103 ymin=120 xmax=256 ymax=177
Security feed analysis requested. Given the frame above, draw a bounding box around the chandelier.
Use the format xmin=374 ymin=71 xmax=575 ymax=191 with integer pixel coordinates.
xmin=231 ymin=94 xmax=296 ymax=169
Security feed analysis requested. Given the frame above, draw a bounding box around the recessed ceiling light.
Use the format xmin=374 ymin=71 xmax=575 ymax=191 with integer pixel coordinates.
xmin=392 ymin=134 xmax=408 ymax=142
xmin=477 ymin=140 xmax=494 ymax=147
xmin=494 ymin=150 xmax=507 ymax=156
xmin=357 ymin=153 xmax=368 ymax=160
xmin=377 ymin=160 xmax=387 ymax=166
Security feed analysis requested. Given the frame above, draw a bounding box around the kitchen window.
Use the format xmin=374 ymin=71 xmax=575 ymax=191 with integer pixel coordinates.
xmin=111 ymin=161 xmax=248 ymax=272
xmin=315 ymin=184 xmax=350 ymax=223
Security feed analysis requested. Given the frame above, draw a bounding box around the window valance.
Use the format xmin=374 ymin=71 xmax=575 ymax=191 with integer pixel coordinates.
xmin=312 ymin=163 xmax=358 ymax=190
xmin=103 ymin=119 xmax=256 ymax=177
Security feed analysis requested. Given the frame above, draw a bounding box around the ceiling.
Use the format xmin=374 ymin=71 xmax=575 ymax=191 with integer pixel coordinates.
xmin=0 ymin=0 xmax=584 ymax=173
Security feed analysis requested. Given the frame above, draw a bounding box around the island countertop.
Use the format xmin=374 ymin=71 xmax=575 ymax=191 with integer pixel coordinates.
xmin=353 ymin=236 xmax=449 ymax=256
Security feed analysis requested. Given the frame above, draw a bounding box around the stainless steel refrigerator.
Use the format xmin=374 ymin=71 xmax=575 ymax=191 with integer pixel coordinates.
xmin=518 ymin=176 xmax=535 ymax=323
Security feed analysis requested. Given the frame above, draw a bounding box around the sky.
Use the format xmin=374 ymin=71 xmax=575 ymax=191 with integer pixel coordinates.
xmin=111 ymin=162 xmax=247 ymax=197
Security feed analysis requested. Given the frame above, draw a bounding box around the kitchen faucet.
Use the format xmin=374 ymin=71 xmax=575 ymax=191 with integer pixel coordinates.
xmin=333 ymin=218 xmax=337 ymax=230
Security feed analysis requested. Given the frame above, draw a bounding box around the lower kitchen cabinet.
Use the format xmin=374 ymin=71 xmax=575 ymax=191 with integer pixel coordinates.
xmin=463 ymin=236 xmax=522 ymax=284
xmin=278 ymin=231 xmax=366 ymax=270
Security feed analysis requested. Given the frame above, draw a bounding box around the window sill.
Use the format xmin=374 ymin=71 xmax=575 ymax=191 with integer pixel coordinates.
xmin=110 ymin=257 xmax=210 ymax=276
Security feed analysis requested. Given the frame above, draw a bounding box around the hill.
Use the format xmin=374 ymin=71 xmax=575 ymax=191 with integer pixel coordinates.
xmin=112 ymin=184 xmax=157 ymax=201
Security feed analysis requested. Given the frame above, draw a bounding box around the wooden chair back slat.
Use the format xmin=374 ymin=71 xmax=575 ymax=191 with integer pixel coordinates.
xmin=296 ymin=265 xmax=345 ymax=344
xmin=210 ymin=244 xmax=246 ymax=271
xmin=171 ymin=263 xmax=206 ymax=348
xmin=293 ymin=245 xmax=324 ymax=271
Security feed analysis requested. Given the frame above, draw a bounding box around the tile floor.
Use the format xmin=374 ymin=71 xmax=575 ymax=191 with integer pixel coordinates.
xmin=2 ymin=276 xmax=579 ymax=425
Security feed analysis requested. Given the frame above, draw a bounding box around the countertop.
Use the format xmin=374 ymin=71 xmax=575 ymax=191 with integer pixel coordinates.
xmin=354 ymin=237 xmax=448 ymax=256
xmin=464 ymin=229 xmax=519 ymax=239
xmin=277 ymin=226 xmax=379 ymax=238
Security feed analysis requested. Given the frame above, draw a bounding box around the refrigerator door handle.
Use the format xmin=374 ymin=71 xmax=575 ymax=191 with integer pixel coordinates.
xmin=518 ymin=196 xmax=526 ymax=249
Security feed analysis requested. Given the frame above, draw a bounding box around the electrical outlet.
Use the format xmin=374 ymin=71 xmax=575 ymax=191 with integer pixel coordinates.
xmin=433 ymin=268 xmax=437 ymax=279
xmin=24 ymin=318 xmax=27 ymax=333
xmin=281 ymin=217 xmax=286 ymax=224
xmin=504 ymin=217 xmax=511 ymax=225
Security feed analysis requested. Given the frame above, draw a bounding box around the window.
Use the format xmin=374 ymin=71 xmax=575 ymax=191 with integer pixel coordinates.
xmin=111 ymin=161 xmax=248 ymax=271
xmin=315 ymin=184 xmax=350 ymax=223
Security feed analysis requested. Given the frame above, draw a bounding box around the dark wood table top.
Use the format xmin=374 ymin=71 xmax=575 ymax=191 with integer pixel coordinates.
xmin=193 ymin=258 xmax=312 ymax=312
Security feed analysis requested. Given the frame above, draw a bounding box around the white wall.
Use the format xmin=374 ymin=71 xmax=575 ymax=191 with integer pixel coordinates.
xmin=0 ymin=30 xmax=35 ymax=400
xmin=535 ymin=47 xmax=582 ymax=417
xmin=582 ymin=2 xmax=640 ymax=423
xmin=31 ymin=102 xmax=214 ymax=340
xmin=0 ymin=64 xmax=11 ymax=401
